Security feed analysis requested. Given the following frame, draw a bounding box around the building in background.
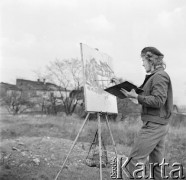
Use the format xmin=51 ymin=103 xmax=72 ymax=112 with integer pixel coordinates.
xmin=0 ymin=82 xmax=21 ymax=98
xmin=16 ymin=78 xmax=70 ymax=99
xmin=0 ymin=78 xmax=70 ymax=101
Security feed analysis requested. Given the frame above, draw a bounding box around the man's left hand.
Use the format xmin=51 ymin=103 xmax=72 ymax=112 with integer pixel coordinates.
xmin=120 ymin=89 xmax=138 ymax=99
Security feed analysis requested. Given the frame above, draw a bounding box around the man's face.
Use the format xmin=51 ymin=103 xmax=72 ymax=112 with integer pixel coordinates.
xmin=142 ymin=56 xmax=152 ymax=73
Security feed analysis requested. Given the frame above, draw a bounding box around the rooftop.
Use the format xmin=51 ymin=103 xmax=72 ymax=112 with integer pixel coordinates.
xmin=0 ymin=82 xmax=21 ymax=91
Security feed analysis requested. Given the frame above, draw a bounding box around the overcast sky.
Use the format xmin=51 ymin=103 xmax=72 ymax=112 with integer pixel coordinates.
xmin=0 ymin=0 xmax=186 ymax=105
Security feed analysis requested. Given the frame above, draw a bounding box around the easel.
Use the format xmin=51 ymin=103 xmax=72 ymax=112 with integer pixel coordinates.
xmin=54 ymin=112 xmax=118 ymax=180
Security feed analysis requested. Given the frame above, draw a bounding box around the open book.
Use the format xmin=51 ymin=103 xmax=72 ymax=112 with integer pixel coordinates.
xmin=104 ymin=81 xmax=143 ymax=99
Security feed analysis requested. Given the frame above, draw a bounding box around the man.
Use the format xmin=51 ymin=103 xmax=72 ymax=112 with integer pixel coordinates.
xmin=113 ymin=47 xmax=173 ymax=179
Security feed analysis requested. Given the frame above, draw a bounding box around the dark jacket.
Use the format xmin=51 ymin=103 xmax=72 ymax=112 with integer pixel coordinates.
xmin=138 ymin=67 xmax=173 ymax=125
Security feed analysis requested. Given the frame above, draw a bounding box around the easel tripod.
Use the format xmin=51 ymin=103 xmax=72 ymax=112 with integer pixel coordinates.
xmin=54 ymin=112 xmax=118 ymax=180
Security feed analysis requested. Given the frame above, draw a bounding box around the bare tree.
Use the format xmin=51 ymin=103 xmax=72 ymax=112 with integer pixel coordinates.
xmin=46 ymin=58 xmax=83 ymax=89
xmin=1 ymin=91 xmax=35 ymax=115
xmin=43 ymin=58 xmax=83 ymax=115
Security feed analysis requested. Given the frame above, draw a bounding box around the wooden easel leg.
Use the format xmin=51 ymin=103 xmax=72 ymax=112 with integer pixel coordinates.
xmin=98 ymin=113 xmax=103 ymax=180
xmin=54 ymin=113 xmax=90 ymax=180
xmin=105 ymin=114 xmax=118 ymax=157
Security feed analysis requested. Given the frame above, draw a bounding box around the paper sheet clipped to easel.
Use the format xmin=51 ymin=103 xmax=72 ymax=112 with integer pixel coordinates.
xmin=80 ymin=43 xmax=118 ymax=113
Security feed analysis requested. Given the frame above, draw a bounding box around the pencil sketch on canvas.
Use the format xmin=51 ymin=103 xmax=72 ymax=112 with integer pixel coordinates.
xmin=80 ymin=43 xmax=118 ymax=113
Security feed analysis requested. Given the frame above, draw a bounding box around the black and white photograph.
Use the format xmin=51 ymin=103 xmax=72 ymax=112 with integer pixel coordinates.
xmin=0 ymin=0 xmax=186 ymax=179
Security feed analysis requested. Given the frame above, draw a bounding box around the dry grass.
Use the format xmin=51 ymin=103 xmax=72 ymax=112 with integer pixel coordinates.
xmin=0 ymin=109 xmax=141 ymax=155
xmin=1 ymin=108 xmax=186 ymax=156
xmin=165 ymin=126 xmax=186 ymax=168
xmin=0 ymin=107 xmax=186 ymax=179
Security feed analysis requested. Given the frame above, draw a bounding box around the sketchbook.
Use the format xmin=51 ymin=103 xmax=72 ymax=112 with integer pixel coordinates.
xmin=104 ymin=81 xmax=143 ymax=99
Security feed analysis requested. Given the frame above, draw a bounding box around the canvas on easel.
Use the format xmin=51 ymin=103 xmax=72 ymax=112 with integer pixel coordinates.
xmin=80 ymin=43 xmax=118 ymax=114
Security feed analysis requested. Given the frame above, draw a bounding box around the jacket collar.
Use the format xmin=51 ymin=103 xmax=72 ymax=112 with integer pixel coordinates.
xmin=150 ymin=66 xmax=164 ymax=75
xmin=139 ymin=67 xmax=164 ymax=89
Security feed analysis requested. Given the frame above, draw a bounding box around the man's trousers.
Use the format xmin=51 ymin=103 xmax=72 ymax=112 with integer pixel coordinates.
xmin=126 ymin=121 xmax=169 ymax=180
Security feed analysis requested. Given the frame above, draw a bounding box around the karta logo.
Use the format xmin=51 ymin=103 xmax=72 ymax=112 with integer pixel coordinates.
xmin=110 ymin=156 xmax=185 ymax=179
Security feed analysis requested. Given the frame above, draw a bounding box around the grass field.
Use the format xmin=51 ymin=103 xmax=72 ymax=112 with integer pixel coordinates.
xmin=0 ymin=107 xmax=186 ymax=180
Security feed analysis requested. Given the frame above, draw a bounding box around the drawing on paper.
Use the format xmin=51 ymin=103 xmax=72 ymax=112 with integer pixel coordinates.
xmin=80 ymin=43 xmax=118 ymax=113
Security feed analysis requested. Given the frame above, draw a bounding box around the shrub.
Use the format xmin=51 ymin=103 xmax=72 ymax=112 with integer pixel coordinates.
xmin=169 ymin=113 xmax=186 ymax=127
xmin=1 ymin=92 xmax=35 ymax=115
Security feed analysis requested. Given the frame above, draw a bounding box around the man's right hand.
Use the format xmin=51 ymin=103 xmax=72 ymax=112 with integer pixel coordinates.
xmin=110 ymin=77 xmax=121 ymax=84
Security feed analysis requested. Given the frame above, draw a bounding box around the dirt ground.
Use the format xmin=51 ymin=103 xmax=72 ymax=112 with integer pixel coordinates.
xmin=0 ymin=135 xmax=119 ymax=180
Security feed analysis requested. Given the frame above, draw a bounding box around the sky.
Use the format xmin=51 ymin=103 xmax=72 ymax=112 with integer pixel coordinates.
xmin=0 ymin=0 xmax=186 ymax=105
